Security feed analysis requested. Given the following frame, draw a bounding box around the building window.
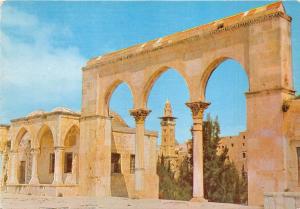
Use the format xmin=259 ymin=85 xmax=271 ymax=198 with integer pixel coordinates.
xmin=49 ymin=153 xmax=55 ymax=173
xmin=243 ymin=152 xmax=246 ymax=159
xmin=111 ymin=153 xmax=121 ymax=174
xmin=243 ymin=143 xmax=245 ymax=146
xmin=6 ymin=141 xmax=11 ymax=150
xmin=231 ymin=143 xmax=234 ymax=147
xmin=243 ymin=135 xmax=246 ymax=139
xmin=64 ymin=152 xmax=73 ymax=173
xmin=297 ymin=147 xmax=300 ymax=185
xmin=19 ymin=161 xmax=26 ymax=184
xmin=130 ymin=154 xmax=135 ymax=174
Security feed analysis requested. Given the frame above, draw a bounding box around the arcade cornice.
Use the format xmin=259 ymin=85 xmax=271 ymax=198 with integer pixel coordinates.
xmin=245 ymin=87 xmax=295 ymax=97
xmin=11 ymin=111 xmax=80 ymax=123
xmin=112 ymin=126 xmax=158 ymax=137
xmin=79 ymin=114 xmax=112 ymax=121
xmin=0 ymin=124 xmax=10 ymax=129
xmin=83 ymin=2 xmax=290 ymax=71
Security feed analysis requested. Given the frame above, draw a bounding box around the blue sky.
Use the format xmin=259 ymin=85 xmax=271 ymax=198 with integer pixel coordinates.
xmin=1 ymin=1 xmax=300 ymax=144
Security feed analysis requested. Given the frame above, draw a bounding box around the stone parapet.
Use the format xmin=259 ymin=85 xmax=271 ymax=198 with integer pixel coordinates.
xmin=264 ymin=192 xmax=300 ymax=209
xmin=84 ymin=2 xmax=289 ymax=70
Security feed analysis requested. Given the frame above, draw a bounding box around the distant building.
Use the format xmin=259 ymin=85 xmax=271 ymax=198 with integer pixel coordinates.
xmin=159 ymin=100 xmax=177 ymax=158
xmin=218 ymin=132 xmax=248 ymax=175
xmin=0 ymin=109 xmax=158 ymax=198
xmin=157 ymin=100 xmax=248 ymax=177
xmin=158 ymin=100 xmax=191 ymax=180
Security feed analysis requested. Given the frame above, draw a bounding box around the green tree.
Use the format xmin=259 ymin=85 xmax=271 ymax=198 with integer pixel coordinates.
xmin=157 ymin=155 xmax=192 ymax=200
xmin=203 ymin=115 xmax=247 ymax=204
xmin=157 ymin=115 xmax=247 ymax=203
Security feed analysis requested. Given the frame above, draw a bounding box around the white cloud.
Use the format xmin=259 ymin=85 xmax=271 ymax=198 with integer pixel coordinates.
xmin=0 ymin=6 xmax=86 ymax=122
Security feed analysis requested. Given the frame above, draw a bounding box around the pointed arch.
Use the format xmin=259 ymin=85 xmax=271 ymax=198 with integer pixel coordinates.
xmin=142 ymin=66 xmax=191 ymax=108
xmin=14 ymin=127 xmax=32 ymax=151
xmin=37 ymin=124 xmax=54 ymax=184
xmin=199 ymin=57 xmax=250 ymax=101
xmin=14 ymin=127 xmax=32 ymax=184
xmin=64 ymin=124 xmax=80 ymax=147
xmin=103 ymin=79 xmax=136 ymax=116
xmin=36 ymin=124 xmax=54 ymax=148
xmin=63 ymin=124 xmax=80 ymax=184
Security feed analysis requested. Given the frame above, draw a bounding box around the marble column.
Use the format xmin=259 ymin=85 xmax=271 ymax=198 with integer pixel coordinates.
xmin=29 ymin=148 xmax=40 ymax=184
xmin=53 ymin=146 xmax=64 ymax=185
xmin=7 ymin=150 xmax=18 ymax=184
xmin=130 ymin=108 xmax=151 ymax=197
xmin=186 ymin=101 xmax=210 ymax=202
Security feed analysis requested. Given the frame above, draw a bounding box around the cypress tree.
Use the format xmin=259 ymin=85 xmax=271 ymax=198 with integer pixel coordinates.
xmin=157 ymin=114 xmax=247 ymax=203
xmin=203 ymin=115 xmax=247 ymax=204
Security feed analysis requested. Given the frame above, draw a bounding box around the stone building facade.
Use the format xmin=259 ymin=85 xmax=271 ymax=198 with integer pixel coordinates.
xmin=0 ymin=108 xmax=158 ymax=198
xmin=219 ymin=132 xmax=248 ymax=174
xmin=0 ymin=2 xmax=300 ymax=206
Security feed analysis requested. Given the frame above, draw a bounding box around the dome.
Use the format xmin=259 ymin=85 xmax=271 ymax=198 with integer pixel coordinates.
xmin=110 ymin=111 xmax=129 ymax=127
xmin=27 ymin=110 xmax=45 ymax=117
xmin=51 ymin=107 xmax=77 ymax=114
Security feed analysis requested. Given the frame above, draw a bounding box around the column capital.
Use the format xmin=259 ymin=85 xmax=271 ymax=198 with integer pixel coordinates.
xmin=54 ymin=146 xmax=65 ymax=151
xmin=129 ymin=108 xmax=151 ymax=124
xmin=186 ymin=101 xmax=210 ymax=120
xmin=10 ymin=149 xmax=18 ymax=154
xmin=30 ymin=148 xmax=40 ymax=154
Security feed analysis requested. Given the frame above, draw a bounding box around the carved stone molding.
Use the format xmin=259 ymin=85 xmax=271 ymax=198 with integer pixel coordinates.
xmin=85 ymin=10 xmax=287 ymax=69
xmin=129 ymin=109 xmax=151 ymax=124
xmin=186 ymin=101 xmax=210 ymax=120
xmin=54 ymin=146 xmax=65 ymax=151
xmin=80 ymin=114 xmax=111 ymax=121
xmin=10 ymin=150 xmax=18 ymax=155
xmin=30 ymin=148 xmax=40 ymax=154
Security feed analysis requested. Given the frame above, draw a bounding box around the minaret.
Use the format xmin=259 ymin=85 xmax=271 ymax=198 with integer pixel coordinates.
xmin=159 ymin=100 xmax=177 ymax=158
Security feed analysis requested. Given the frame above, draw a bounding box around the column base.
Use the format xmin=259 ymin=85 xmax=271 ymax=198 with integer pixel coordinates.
xmin=131 ymin=190 xmax=144 ymax=199
xmin=52 ymin=180 xmax=63 ymax=185
xmin=29 ymin=177 xmax=39 ymax=185
xmin=7 ymin=177 xmax=18 ymax=185
xmin=190 ymin=196 xmax=208 ymax=202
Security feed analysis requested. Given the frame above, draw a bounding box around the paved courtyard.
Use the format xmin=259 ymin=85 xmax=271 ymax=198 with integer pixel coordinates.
xmin=0 ymin=193 xmax=263 ymax=209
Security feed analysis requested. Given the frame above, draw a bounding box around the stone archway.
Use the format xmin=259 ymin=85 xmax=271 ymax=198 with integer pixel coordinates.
xmin=15 ymin=128 xmax=32 ymax=184
xmin=142 ymin=65 xmax=192 ymax=108
xmin=199 ymin=57 xmax=250 ymax=101
xmin=37 ymin=125 xmax=54 ymax=184
xmin=63 ymin=125 xmax=80 ymax=184
xmin=80 ymin=2 xmax=294 ymax=205
xmin=104 ymin=80 xmax=136 ymax=117
xmin=108 ymin=81 xmax=135 ymax=198
xmin=144 ymin=67 xmax=192 ymax=200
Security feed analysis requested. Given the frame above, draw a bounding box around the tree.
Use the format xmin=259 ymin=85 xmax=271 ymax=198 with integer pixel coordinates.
xmin=157 ymin=155 xmax=192 ymax=200
xmin=203 ymin=115 xmax=247 ymax=204
xmin=157 ymin=115 xmax=247 ymax=203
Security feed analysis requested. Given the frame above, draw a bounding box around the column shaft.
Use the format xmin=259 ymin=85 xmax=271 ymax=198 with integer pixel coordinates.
xmin=186 ymin=101 xmax=209 ymax=201
xmin=29 ymin=148 xmax=39 ymax=184
xmin=53 ymin=147 xmax=64 ymax=185
xmin=130 ymin=108 xmax=151 ymax=196
xmin=135 ymin=122 xmax=145 ymax=191
xmin=8 ymin=151 xmax=18 ymax=184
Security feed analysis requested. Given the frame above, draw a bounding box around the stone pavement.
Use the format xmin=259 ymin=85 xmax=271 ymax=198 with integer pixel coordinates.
xmin=0 ymin=193 xmax=263 ymax=209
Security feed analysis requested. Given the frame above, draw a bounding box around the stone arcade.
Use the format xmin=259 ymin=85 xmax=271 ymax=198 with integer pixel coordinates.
xmin=0 ymin=108 xmax=158 ymax=198
xmin=1 ymin=2 xmax=300 ymax=206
